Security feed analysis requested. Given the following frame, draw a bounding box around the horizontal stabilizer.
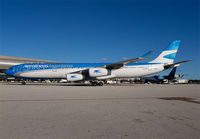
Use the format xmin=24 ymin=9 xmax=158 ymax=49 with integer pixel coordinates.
xmin=164 ymin=60 xmax=192 ymax=69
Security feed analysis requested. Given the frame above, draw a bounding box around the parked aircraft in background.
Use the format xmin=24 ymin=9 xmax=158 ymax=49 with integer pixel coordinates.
xmin=4 ymin=40 xmax=191 ymax=86
xmin=142 ymin=67 xmax=178 ymax=83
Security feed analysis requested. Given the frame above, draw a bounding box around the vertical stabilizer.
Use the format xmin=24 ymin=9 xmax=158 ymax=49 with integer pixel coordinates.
xmin=149 ymin=40 xmax=181 ymax=64
xmin=167 ymin=67 xmax=177 ymax=80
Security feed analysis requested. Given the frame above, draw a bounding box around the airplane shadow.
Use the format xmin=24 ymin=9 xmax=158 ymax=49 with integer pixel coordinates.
xmin=0 ymin=83 xmax=91 ymax=86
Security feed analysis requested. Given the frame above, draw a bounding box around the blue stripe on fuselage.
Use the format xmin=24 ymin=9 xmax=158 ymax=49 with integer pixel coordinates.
xmin=8 ymin=62 xmax=161 ymax=75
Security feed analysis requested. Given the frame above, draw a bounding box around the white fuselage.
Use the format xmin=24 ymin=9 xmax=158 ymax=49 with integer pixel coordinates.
xmin=15 ymin=64 xmax=164 ymax=79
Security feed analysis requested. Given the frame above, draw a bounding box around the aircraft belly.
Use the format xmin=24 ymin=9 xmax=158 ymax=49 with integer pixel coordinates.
xmin=18 ymin=71 xmax=63 ymax=78
xmin=112 ymin=68 xmax=146 ymax=77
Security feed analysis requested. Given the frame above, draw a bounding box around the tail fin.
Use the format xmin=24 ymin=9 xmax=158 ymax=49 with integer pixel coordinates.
xmin=149 ymin=40 xmax=181 ymax=64
xmin=167 ymin=67 xmax=177 ymax=79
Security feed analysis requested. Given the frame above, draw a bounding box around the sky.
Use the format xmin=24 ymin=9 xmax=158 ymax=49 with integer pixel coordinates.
xmin=0 ymin=0 xmax=199 ymax=79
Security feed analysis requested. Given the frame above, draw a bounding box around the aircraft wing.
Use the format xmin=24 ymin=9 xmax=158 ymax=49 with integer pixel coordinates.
xmin=71 ymin=51 xmax=152 ymax=74
xmin=164 ymin=60 xmax=192 ymax=69
xmin=102 ymin=51 xmax=152 ymax=69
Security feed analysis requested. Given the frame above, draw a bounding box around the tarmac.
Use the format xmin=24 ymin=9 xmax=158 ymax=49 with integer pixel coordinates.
xmin=0 ymin=84 xmax=200 ymax=139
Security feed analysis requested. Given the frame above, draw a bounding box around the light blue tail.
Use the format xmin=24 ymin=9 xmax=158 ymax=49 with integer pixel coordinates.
xmin=149 ymin=40 xmax=181 ymax=64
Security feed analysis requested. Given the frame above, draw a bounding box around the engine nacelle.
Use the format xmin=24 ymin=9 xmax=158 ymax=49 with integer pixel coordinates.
xmin=89 ymin=68 xmax=110 ymax=77
xmin=66 ymin=74 xmax=84 ymax=81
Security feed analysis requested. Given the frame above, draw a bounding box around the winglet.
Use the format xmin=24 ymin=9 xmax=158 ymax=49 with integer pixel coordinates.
xmin=140 ymin=51 xmax=153 ymax=59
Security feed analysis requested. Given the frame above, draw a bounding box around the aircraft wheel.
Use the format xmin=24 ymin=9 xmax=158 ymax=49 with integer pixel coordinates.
xmin=91 ymin=82 xmax=97 ymax=86
xmin=21 ymin=81 xmax=26 ymax=85
xmin=98 ymin=82 xmax=104 ymax=86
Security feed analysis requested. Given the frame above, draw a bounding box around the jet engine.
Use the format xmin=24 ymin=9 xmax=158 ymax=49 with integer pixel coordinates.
xmin=66 ymin=74 xmax=84 ymax=81
xmin=89 ymin=68 xmax=110 ymax=77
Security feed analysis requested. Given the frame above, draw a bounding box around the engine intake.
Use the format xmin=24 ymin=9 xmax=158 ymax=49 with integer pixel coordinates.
xmin=66 ymin=74 xmax=84 ymax=81
xmin=89 ymin=68 xmax=110 ymax=77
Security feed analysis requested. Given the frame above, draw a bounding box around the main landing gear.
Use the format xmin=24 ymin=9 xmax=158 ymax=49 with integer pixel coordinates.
xmin=90 ymin=81 xmax=104 ymax=86
xmin=21 ymin=80 xmax=26 ymax=85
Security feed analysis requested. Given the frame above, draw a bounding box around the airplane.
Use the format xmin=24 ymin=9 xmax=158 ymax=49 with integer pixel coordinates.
xmin=4 ymin=40 xmax=191 ymax=86
xmin=141 ymin=67 xmax=178 ymax=84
